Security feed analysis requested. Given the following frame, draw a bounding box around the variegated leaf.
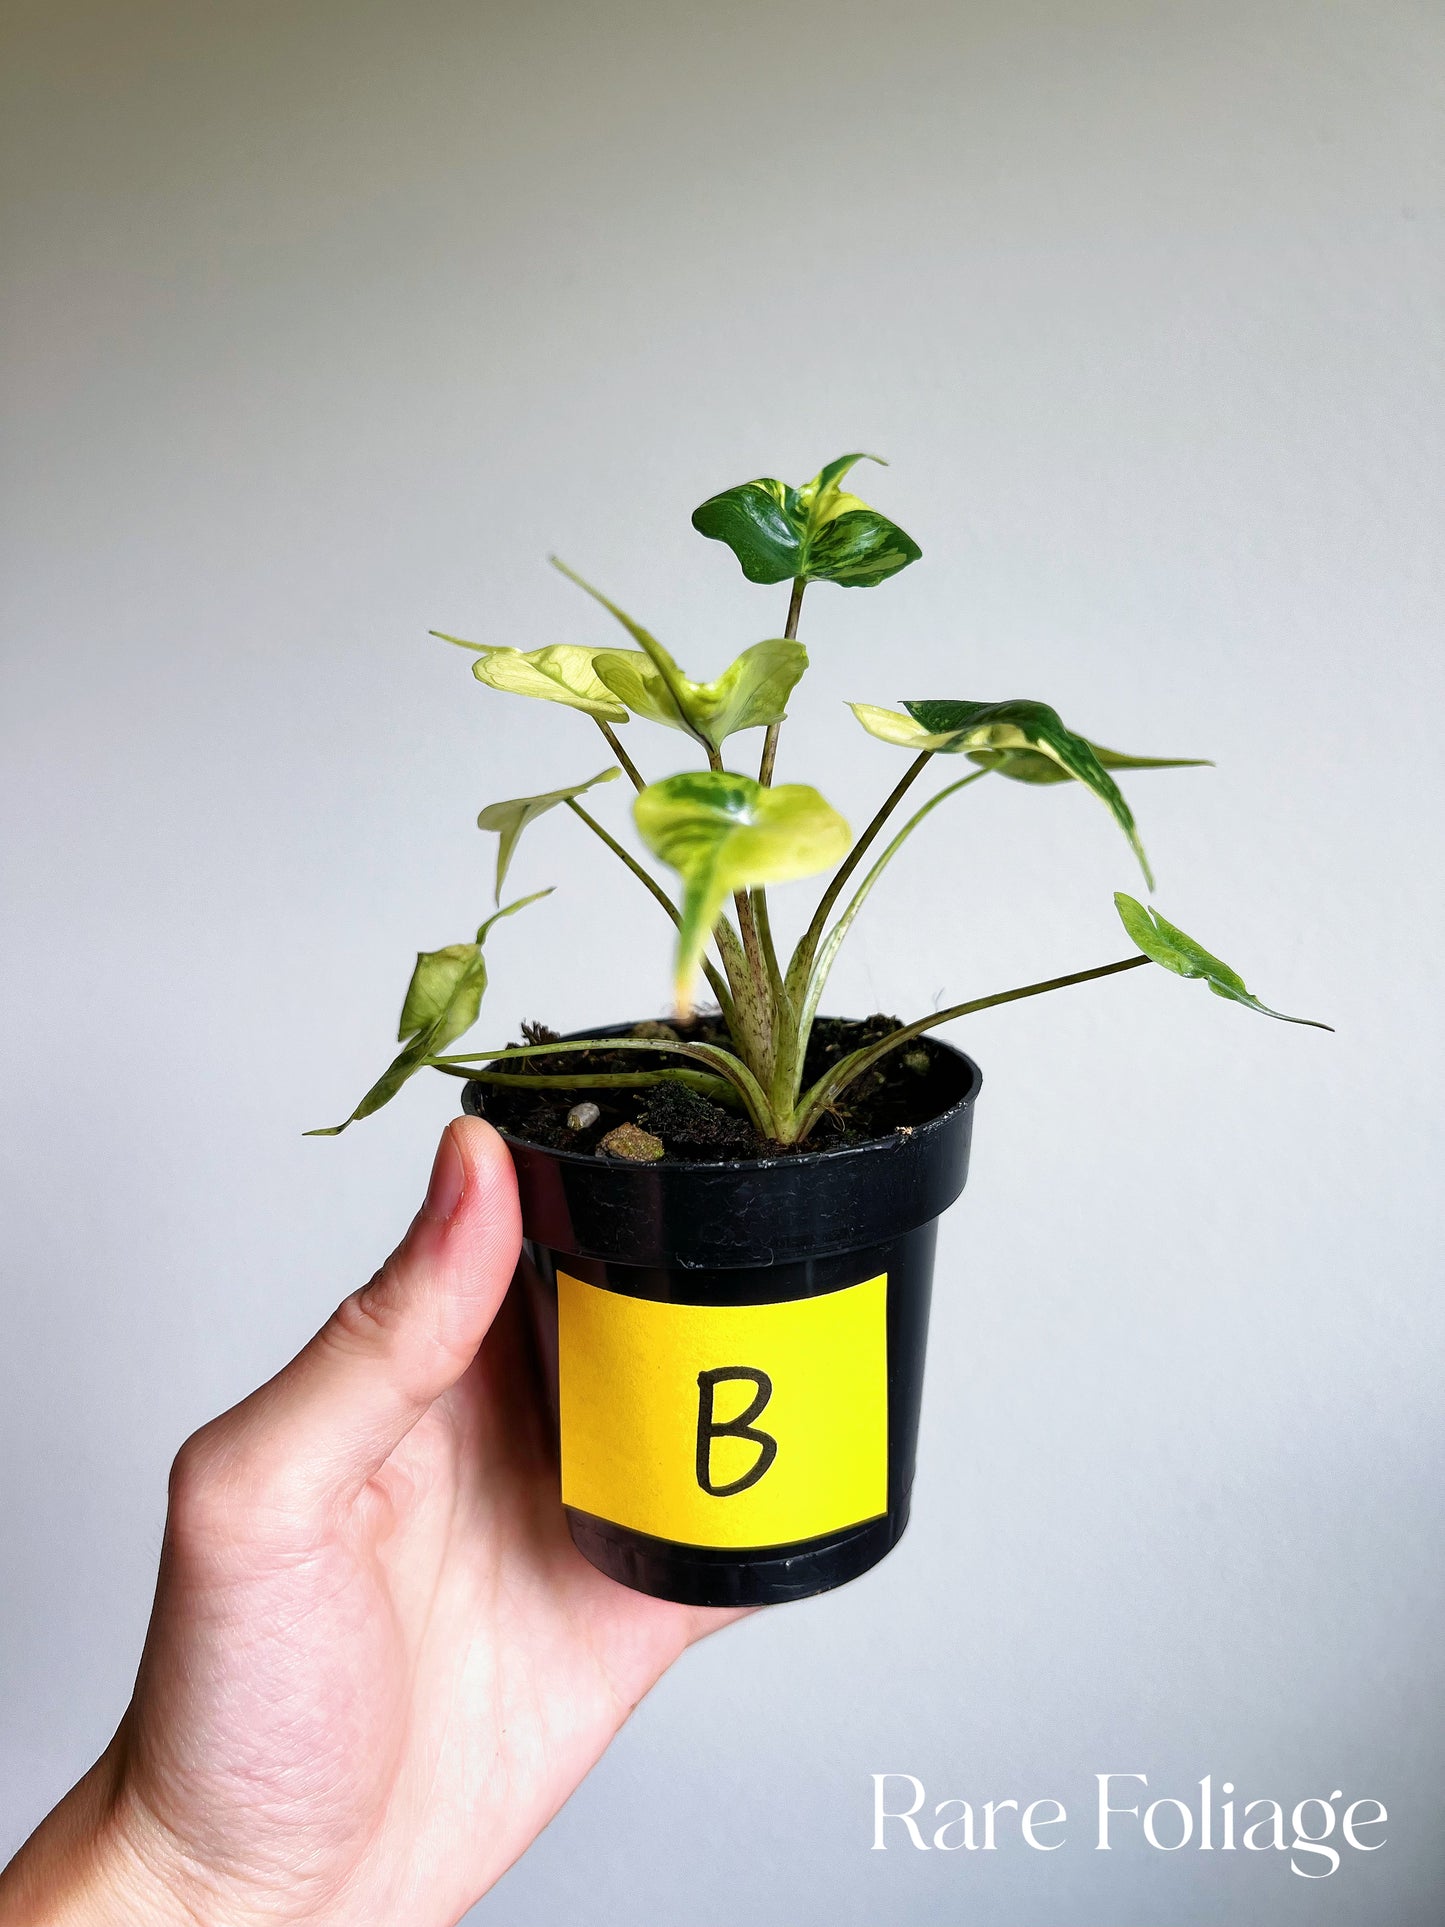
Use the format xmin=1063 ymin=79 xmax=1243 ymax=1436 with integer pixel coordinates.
xmin=964 ymin=742 xmax=1210 ymax=785
xmin=692 ymin=453 xmax=921 ymax=589
xmin=432 ymin=634 xmax=638 ymax=722
xmin=595 ymin=638 xmax=807 ymax=751
xmin=850 ymin=697 xmax=1156 ymax=887
xmin=634 ymin=771 xmax=851 ymax=1010
xmin=477 ymin=767 xmax=620 ymax=901
xmin=551 ymin=558 xmax=808 ymax=750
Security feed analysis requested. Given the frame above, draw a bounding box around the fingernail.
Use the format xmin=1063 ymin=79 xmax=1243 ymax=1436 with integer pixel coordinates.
xmin=422 ymin=1126 xmax=467 ymax=1224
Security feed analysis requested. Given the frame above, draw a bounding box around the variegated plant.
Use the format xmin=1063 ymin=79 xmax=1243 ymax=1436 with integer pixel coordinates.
xmin=313 ymin=454 xmax=1327 ymax=1141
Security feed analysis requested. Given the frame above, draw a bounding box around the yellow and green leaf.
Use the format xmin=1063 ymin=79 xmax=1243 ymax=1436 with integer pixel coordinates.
xmin=477 ymin=767 xmax=620 ymax=901
xmin=432 ymin=633 xmax=638 ymax=722
xmin=634 ymin=772 xmax=851 ymax=1011
xmin=595 ymin=639 xmax=807 ymax=751
xmin=1115 ymin=894 xmax=1331 ymax=1030
xmin=692 ymin=453 xmax=921 ymax=589
xmin=850 ymin=697 xmax=1158 ymax=888
xmin=550 ymin=558 xmax=807 ymax=750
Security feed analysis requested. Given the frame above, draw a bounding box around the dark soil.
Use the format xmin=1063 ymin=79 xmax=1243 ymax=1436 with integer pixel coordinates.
xmin=474 ymin=1014 xmax=949 ymax=1163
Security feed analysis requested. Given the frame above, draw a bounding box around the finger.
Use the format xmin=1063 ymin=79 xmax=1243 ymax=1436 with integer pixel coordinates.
xmin=207 ymin=1117 xmax=523 ymax=1512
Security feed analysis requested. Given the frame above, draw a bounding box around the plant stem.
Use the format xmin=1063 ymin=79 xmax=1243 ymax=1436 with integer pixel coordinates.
xmin=792 ymin=766 xmax=991 ymax=1065
xmin=791 ymin=954 xmax=1153 ymax=1140
xmin=431 ymin=1063 xmax=740 ymax=1105
xmin=731 ymin=886 xmax=776 ymax=1070
xmin=786 ymin=750 xmax=934 ymax=1004
xmin=565 ymin=798 xmax=736 ymax=1023
xmin=429 ymin=1033 xmax=775 ymax=1133
xmin=758 ymin=577 xmax=806 ymax=788
xmin=595 ymin=718 xmax=646 ymax=793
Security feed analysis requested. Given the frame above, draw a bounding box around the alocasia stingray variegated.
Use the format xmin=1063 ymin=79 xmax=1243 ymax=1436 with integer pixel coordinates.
xmin=316 ymin=454 xmax=1327 ymax=1141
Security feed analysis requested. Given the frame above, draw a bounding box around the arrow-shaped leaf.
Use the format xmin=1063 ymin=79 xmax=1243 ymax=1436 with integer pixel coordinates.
xmin=963 ymin=742 xmax=1211 ymax=785
xmin=477 ymin=767 xmax=620 ymax=901
xmin=850 ymin=697 xmax=1156 ymax=887
xmin=634 ymin=771 xmax=851 ymax=1011
xmin=1115 ymin=893 xmax=1331 ymax=1030
xmin=432 ymin=634 xmax=638 ymax=722
xmin=550 ymin=558 xmax=808 ymax=751
xmin=595 ymin=638 xmax=807 ymax=751
xmin=692 ymin=453 xmax=921 ymax=589
xmin=307 ymin=889 xmax=552 ymax=1134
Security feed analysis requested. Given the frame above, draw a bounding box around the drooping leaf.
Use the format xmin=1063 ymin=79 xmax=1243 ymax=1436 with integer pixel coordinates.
xmin=306 ymin=889 xmax=552 ymax=1134
xmin=397 ymin=942 xmax=485 ymax=1042
xmin=634 ymin=771 xmax=851 ymax=1010
xmin=692 ymin=453 xmax=921 ymax=589
xmin=477 ymin=767 xmax=619 ymax=901
xmin=1115 ymin=894 xmax=1331 ymax=1030
xmin=594 ymin=639 xmax=808 ymax=752
xmin=433 ymin=634 xmax=638 ymax=722
xmin=849 ymin=697 xmax=1156 ymax=887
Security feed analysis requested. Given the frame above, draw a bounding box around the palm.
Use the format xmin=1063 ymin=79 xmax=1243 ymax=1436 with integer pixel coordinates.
xmin=121 ymin=1280 xmax=737 ymax=1926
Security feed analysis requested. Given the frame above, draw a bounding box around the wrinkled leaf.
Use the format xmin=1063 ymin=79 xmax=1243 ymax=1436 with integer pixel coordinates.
xmin=433 ymin=634 xmax=639 ymax=722
xmin=397 ymin=942 xmax=484 ymax=1042
xmin=634 ymin=771 xmax=851 ymax=1010
xmin=306 ymin=889 xmax=552 ymax=1134
xmin=477 ymin=767 xmax=619 ymax=901
xmin=1115 ymin=893 xmax=1331 ymax=1030
xmin=692 ymin=453 xmax=921 ymax=589
xmin=595 ymin=639 xmax=807 ymax=751
xmin=850 ymin=697 xmax=1155 ymax=887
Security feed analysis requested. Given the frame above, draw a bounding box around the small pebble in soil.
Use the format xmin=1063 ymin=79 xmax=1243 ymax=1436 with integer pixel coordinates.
xmin=902 ymin=1047 xmax=931 ymax=1074
xmin=566 ymin=1100 xmax=601 ymax=1131
xmin=597 ymin=1122 xmax=665 ymax=1161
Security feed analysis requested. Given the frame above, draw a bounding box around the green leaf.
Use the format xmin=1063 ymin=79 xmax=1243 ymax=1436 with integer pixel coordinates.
xmin=306 ymin=889 xmax=552 ymax=1135
xmin=594 ymin=639 xmax=808 ymax=752
xmin=850 ymin=697 xmax=1156 ymax=887
xmin=691 ymin=453 xmax=921 ymax=589
xmin=397 ymin=942 xmax=484 ymax=1042
xmin=476 ymin=767 xmax=619 ymax=901
xmin=634 ymin=771 xmax=851 ymax=1010
xmin=434 ymin=636 xmax=638 ymax=722
xmin=964 ymin=742 xmax=1212 ymax=785
xmin=1114 ymin=894 xmax=1332 ymax=1030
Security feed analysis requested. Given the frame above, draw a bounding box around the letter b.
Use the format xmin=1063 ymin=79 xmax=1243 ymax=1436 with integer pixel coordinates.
xmin=695 ymin=1366 xmax=778 ymax=1496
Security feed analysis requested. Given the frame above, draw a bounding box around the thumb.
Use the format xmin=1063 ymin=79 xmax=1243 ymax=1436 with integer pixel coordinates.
xmin=204 ymin=1117 xmax=523 ymax=1515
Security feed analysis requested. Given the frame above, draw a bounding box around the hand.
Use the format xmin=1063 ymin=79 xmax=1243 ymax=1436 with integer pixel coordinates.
xmin=1 ymin=1118 xmax=739 ymax=1925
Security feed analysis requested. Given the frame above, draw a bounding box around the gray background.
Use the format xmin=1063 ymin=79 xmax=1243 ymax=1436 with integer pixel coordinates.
xmin=3 ymin=1 xmax=1441 ymax=1921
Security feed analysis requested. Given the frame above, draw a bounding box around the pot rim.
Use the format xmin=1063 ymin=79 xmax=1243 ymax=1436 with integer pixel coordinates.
xmin=466 ymin=1020 xmax=983 ymax=1175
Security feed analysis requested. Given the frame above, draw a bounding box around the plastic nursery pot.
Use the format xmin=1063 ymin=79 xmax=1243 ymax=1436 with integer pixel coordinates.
xmin=461 ymin=1032 xmax=982 ymax=1608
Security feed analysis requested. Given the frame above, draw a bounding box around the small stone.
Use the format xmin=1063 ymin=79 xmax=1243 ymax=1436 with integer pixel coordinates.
xmin=597 ymin=1122 xmax=665 ymax=1162
xmin=902 ymin=1047 xmax=931 ymax=1074
xmin=566 ymin=1101 xmax=601 ymax=1131
xmin=630 ymin=1019 xmax=680 ymax=1041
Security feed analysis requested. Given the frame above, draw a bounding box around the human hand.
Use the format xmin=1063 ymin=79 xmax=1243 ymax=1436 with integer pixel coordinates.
xmin=0 ymin=1118 xmax=740 ymax=1925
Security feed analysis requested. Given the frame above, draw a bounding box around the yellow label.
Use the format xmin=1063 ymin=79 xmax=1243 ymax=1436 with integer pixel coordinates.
xmin=556 ymin=1270 xmax=889 ymax=1549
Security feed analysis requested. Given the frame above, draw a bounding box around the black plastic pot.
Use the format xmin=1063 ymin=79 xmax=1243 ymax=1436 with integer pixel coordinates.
xmin=462 ymin=1034 xmax=982 ymax=1608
